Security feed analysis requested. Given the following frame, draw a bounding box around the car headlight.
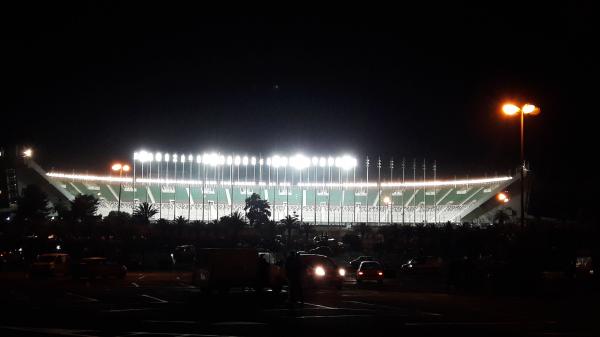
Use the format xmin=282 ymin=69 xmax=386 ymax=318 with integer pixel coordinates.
xmin=314 ymin=266 xmax=326 ymax=277
xmin=338 ymin=268 xmax=346 ymax=277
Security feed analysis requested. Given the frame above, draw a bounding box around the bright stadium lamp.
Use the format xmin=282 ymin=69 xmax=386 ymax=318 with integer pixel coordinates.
xmin=227 ymin=155 xmax=233 ymax=165
xmin=383 ymin=196 xmax=391 ymax=205
xmin=173 ymin=154 xmax=178 ymax=163
xmin=133 ymin=152 xmax=139 ymax=161
xmin=181 ymin=155 xmax=186 ymax=163
xmin=112 ymin=163 xmax=122 ymax=171
xmin=319 ymin=157 xmax=326 ymax=167
xmin=122 ymin=164 xmax=130 ymax=172
xmin=312 ymin=156 xmax=318 ymax=166
xmin=243 ymin=156 xmax=249 ymax=166
xmin=155 ymin=152 xmax=162 ymax=162
xmin=266 ymin=157 xmax=272 ymax=166
xmin=235 ymin=155 xmax=241 ymax=166
xmin=219 ymin=155 xmax=225 ymax=165
xmin=272 ymin=155 xmax=280 ymax=168
xmin=196 ymin=154 xmax=201 ymax=163
xmin=281 ymin=156 xmax=288 ymax=167
xmin=328 ymin=157 xmax=335 ymax=167
xmin=251 ymin=156 xmax=256 ymax=165
xmin=203 ymin=153 xmax=210 ymax=164
xmin=188 ymin=154 xmax=193 ymax=162
xmin=165 ymin=153 xmax=170 ymax=162
xmin=335 ymin=156 xmax=342 ymax=168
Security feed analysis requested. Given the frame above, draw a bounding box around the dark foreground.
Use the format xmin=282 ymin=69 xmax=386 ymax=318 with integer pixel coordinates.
xmin=0 ymin=272 xmax=598 ymax=337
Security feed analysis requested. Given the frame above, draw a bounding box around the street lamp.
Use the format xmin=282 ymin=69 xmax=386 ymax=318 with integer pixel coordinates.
xmin=502 ymin=102 xmax=540 ymax=229
xmin=112 ymin=163 xmax=130 ymax=213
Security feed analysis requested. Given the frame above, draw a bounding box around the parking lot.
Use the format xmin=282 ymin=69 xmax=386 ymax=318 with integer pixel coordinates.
xmin=1 ymin=271 xmax=598 ymax=337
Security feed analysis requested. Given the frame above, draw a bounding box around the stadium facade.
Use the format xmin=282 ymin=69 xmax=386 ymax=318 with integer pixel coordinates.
xmin=28 ymin=150 xmax=517 ymax=225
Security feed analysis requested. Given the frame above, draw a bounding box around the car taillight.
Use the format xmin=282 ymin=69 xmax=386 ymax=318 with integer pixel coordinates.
xmin=378 ymin=271 xmax=383 ymax=276
xmin=358 ymin=271 xmax=364 ymax=275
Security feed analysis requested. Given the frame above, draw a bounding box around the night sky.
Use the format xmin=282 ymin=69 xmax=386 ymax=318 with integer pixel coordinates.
xmin=2 ymin=3 xmax=596 ymax=218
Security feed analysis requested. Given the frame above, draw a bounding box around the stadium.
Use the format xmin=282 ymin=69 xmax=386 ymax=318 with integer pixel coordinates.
xmin=4 ymin=149 xmax=520 ymax=226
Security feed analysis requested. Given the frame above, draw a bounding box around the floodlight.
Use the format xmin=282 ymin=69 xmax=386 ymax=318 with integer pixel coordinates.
xmin=312 ymin=156 xmax=318 ymax=166
xmin=196 ymin=155 xmax=201 ymax=163
xmin=122 ymin=164 xmax=130 ymax=172
xmin=243 ymin=156 xmax=249 ymax=165
xmin=235 ymin=155 xmax=241 ymax=166
xmin=227 ymin=155 xmax=233 ymax=165
xmin=251 ymin=157 xmax=256 ymax=165
xmin=502 ymin=103 xmax=520 ymax=116
xmin=155 ymin=152 xmax=162 ymax=162
xmin=165 ymin=153 xmax=170 ymax=162
xmin=319 ymin=157 xmax=326 ymax=167
xmin=328 ymin=157 xmax=334 ymax=167
xmin=112 ymin=163 xmax=122 ymax=171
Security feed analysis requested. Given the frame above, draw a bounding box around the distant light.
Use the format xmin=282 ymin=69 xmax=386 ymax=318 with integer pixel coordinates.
xmin=383 ymin=196 xmax=391 ymax=204
xmin=327 ymin=157 xmax=335 ymax=167
xmin=251 ymin=157 xmax=256 ymax=165
xmin=196 ymin=155 xmax=202 ymax=164
xmin=112 ymin=163 xmax=122 ymax=171
xmin=6 ymin=217 xmax=10 ymax=221
xmin=122 ymin=164 xmax=130 ymax=172
xmin=272 ymin=155 xmax=280 ymax=168
xmin=312 ymin=157 xmax=319 ymax=166
xmin=203 ymin=153 xmax=210 ymax=164
xmin=181 ymin=155 xmax=186 ymax=163
xmin=338 ymin=268 xmax=346 ymax=277
xmin=165 ymin=153 xmax=170 ymax=162
xmin=56 ymin=245 xmax=61 ymax=251
xmin=319 ymin=157 xmax=326 ymax=167
xmin=502 ymin=103 xmax=520 ymax=116
xmin=242 ymin=156 xmax=249 ymax=166
xmin=235 ymin=155 xmax=241 ymax=166
xmin=23 ymin=148 xmax=33 ymax=158
xmin=219 ymin=155 xmax=225 ymax=165
xmin=266 ymin=157 xmax=272 ymax=166
xmin=281 ymin=156 xmax=288 ymax=167
xmin=173 ymin=154 xmax=178 ymax=163
xmin=227 ymin=155 xmax=233 ymax=165
xmin=315 ymin=266 xmax=326 ymax=276
xmin=155 ymin=152 xmax=162 ymax=162
xmin=497 ymin=192 xmax=508 ymax=202
xmin=259 ymin=158 xmax=264 ymax=166
xmin=133 ymin=152 xmax=139 ymax=160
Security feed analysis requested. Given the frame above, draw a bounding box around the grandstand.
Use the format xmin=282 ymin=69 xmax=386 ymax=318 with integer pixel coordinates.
xmin=39 ymin=151 xmax=516 ymax=225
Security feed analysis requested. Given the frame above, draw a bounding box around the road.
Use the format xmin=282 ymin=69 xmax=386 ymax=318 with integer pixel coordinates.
xmin=0 ymin=271 xmax=598 ymax=336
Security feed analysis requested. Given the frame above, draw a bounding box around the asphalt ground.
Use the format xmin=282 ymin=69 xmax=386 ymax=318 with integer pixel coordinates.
xmin=0 ymin=271 xmax=598 ymax=337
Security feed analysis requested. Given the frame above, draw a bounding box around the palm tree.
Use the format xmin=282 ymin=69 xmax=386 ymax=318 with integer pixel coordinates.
xmin=280 ymin=214 xmax=299 ymax=248
xmin=300 ymin=222 xmax=314 ymax=247
xmin=134 ymin=202 xmax=159 ymax=223
xmin=244 ymin=193 xmax=271 ymax=227
xmin=493 ymin=208 xmax=511 ymax=226
xmin=220 ymin=211 xmax=246 ymax=244
xmin=70 ymin=194 xmax=100 ymax=223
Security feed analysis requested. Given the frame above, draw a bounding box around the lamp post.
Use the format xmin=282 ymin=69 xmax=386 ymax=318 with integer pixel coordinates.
xmin=383 ymin=196 xmax=391 ymax=224
xmin=502 ymin=103 xmax=540 ymax=230
xmin=111 ymin=163 xmax=130 ymax=213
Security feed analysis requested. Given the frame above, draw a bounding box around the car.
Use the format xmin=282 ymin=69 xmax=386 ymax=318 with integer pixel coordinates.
xmin=297 ymin=254 xmax=345 ymax=290
xmin=73 ymin=257 xmax=127 ymax=279
xmin=349 ymin=255 xmax=375 ymax=270
xmin=30 ymin=253 xmax=71 ymax=277
xmin=308 ymin=246 xmax=333 ymax=256
xmin=356 ymin=261 xmax=384 ymax=284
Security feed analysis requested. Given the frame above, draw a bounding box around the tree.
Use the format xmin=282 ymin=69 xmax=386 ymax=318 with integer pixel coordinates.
xmin=300 ymin=222 xmax=315 ymax=247
xmin=133 ymin=202 xmax=158 ymax=223
xmin=70 ymin=194 xmax=100 ymax=222
xmin=354 ymin=222 xmax=371 ymax=241
xmin=16 ymin=185 xmax=51 ymax=224
xmin=280 ymin=214 xmax=299 ymax=248
xmin=220 ymin=211 xmax=246 ymax=244
xmin=173 ymin=215 xmax=187 ymax=238
xmin=244 ymin=193 xmax=271 ymax=227
xmin=493 ymin=208 xmax=512 ymax=226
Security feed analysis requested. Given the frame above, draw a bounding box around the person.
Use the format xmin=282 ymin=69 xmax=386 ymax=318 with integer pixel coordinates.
xmin=285 ymin=251 xmax=304 ymax=307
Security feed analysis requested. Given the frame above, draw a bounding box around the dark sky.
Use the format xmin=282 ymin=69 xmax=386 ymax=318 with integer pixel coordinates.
xmin=2 ymin=3 xmax=597 ymax=218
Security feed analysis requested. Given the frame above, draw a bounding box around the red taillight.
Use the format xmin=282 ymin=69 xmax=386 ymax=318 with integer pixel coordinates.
xmin=378 ymin=271 xmax=383 ymax=276
xmin=358 ymin=271 xmax=364 ymax=275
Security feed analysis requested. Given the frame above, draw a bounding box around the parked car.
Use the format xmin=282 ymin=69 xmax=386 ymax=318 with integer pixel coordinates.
xmin=349 ymin=255 xmax=375 ymax=270
xmin=309 ymin=246 xmax=333 ymax=256
xmin=297 ymin=254 xmax=345 ymax=290
xmin=30 ymin=253 xmax=71 ymax=277
xmin=72 ymin=257 xmax=127 ymax=279
xmin=356 ymin=261 xmax=384 ymax=284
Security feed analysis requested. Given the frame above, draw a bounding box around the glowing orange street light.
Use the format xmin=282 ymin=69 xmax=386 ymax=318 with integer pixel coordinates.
xmin=497 ymin=192 xmax=509 ymax=203
xmin=111 ymin=162 xmax=130 ymax=213
xmin=501 ymin=102 xmax=540 ymax=229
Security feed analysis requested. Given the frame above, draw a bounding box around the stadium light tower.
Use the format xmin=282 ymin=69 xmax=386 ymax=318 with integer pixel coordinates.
xmin=112 ymin=163 xmax=130 ymax=213
xmin=502 ymin=102 xmax=540 ymax=229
